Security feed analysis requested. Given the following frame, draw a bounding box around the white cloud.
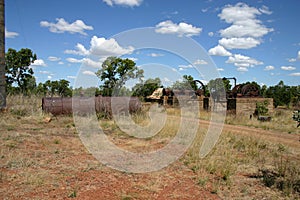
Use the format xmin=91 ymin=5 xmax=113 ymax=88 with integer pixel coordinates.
xmin=31 ymin=59 xmax=47 ymax=67
xmin=288 ymin=58 xmax=296 ymax=62
xmin=298 ymin=51 xmax=300 ymax=60
xmin=259 ymin=5 xmax=272 ymax=15
xmin=64 ymin=43 xmax=89 ymax=56
xmin=226 ymin=54 xmax=263 ymax=68
xmin=289 ymin=72 xmax=300 ymax=76
xmin=237 ymin=67 xmax=248 ymax=72
xmin=281 ymin=66 xmax=296 ymax=71
xmin=103 ymin=0 xmax=142 ymax=7
xmin=217 ymin=68 xmax=224 ymax=71
xmin=5 ymin=28 xmax=19 ymax=38
xmin=39 ymin=70 xmax=52 ymax=74
xmin=193 ymin=59 xmax=208 ymax=65
xmin=66 ymin=57 xmax=82 ymax=63
xmin=208 ymin=32 xmax=214 ymax=37
xmin=48 ymin=56 xmax=61 ymax=62
xmin=208 ymin=45 xmax=232 ymax=56
xmin=89 ymin=36 xmax=134 ymax=56
xmin=219 ymin=37 xmax=260 ymax=49
xmin=155 ymin=20 xmax=202 ymax=37
xmin=64 ymin=36 xmax=134 ymax=58
xmin=147 ymin=53 xmax=164 ymax=57
xmin=40 ymin=18 xmax=93 ymax=35
xmin=264 ymin=65 xmax=275 ymax=71
xmin=67 ymin=76 xmax=77 ymax=79
xmin=217 ymin=2 xmax=273 ymax=49
xmin=47 ymin=75 xmax=52 ymax=79
xmin=82 ymin=70 xmax=96 ymax=76
xmin=178 ymin=64 xmax=193 ymax=70
xmin=58 ymin=61 xmax=64 ymax=65
xmin=66 ymin=57 xmax=101 ymax=68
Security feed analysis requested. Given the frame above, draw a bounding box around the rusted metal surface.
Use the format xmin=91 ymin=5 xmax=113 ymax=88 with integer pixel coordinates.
xmin=230 ymin=83 xmax=260 ymax=98
xmin=42 ymin=96 xmax=141 ymax=115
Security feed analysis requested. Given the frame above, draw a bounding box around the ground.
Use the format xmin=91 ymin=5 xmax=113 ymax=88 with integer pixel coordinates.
xmin=0 ymin=98 xmax=299 ymax=199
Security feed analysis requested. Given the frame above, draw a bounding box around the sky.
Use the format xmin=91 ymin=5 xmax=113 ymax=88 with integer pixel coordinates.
xmin=5 ymin=0 xmax=300 ymax=89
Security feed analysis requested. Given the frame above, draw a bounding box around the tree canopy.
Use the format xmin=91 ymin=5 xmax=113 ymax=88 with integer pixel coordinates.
xmin=5 ymin=48 xmax=37 ymax=94
xmin=132 ymin=77 xmax=162 ymax=97
xmin=95 ymin=57 xmax=144 ymax=96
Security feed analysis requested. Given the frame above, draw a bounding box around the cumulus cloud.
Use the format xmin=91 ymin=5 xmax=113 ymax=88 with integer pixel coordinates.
xmin=64 ymin=43 xmax=89 ymax=56
xmin=89 ymin=36 xmax=134 ymax=56
xmin=5 ymin=28 xmax=19 ymax=38
xmin=264 ymin=65 xmax=275 ymax=71
xmin=66 ymin=57 xmax=101 ymax=68
xmin=208 ymin=32 xmax=214 ymax=37
xmin=40 ymin=18 xmax=93 ymax=35
xmin=155 ymin=20 xmax=202 ymax=37
xmin=288 ymin=58 xmax=296 ymax=63
xmin=65 ymin=36 xmax=134 ymax=57
xmin=298 ymin=50 xmax=300 ymax=60
xmin=217 ymin=2 xmax=273 ymax=50
xmin=281 ymin=66 xmax=296 ymax=71
xmin=208 ymin=45 xmax=232 ymax=56
xmin=103 ymin=0 xmax=142 ymax=7
xmin=226 ymin=54 xmax=263 ymax=68
xmin=31 ymin=59 xmax=47 ymax=67
xmin=219 ymin=37 xmax=260 ymax=49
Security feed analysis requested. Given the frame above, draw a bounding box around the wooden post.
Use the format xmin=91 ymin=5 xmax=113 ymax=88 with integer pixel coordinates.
xmin=0 ymin=0 xmax=6 ymax=110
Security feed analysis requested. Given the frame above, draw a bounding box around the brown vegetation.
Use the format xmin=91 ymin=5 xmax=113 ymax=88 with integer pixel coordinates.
xmin=0 ymin=95 xmax=299 ymax=199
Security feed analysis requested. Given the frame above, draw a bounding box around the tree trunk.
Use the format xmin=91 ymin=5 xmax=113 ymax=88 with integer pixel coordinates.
xmin=0 ymin=0 xmax=5 ymax=109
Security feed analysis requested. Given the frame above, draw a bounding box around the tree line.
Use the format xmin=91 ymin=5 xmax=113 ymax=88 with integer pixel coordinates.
xmin=5 ymin=48 xmax=300 ymax=108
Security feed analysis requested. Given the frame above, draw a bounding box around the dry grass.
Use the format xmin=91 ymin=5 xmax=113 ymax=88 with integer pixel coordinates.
xmin=226 ymin=109 xmax=300 ymax=134
xmin=0 ymin=95 xmax=299 ymax=199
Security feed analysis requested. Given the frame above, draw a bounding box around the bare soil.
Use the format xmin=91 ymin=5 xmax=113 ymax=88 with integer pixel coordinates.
xmin=0 ymin=112 xmax=299 ymax=199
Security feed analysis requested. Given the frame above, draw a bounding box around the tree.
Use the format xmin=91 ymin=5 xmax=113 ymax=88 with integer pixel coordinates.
xmin=132 ymin=77 xmax=162 ymax=97
xmin=5 ymin=48 xmax=37 ymax=94
xmin=172 ymin=75 xmax=197 ymax=90
xmin=36 ymin=79 xmax=72 ymax=97
xmin=95 ymin=57 xmax=144 ymax=96
xmin=207 ymin=78 xmax=228 ymax=93
xmin=0 ymin=0 xmax=5 ymax=109
xmin=265 ymin=80 xmax=291 ymax=107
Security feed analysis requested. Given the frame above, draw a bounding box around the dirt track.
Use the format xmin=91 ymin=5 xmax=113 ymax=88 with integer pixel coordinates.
xmin=0 ymin=114 xmax=299 ymax=199
xmin=199 ymin=119 xmax=300 ymax=150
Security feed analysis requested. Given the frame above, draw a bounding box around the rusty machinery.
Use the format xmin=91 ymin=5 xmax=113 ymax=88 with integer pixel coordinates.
xmin=193 ymin=80 xmax=208 ymax=97
xmin=222 ymin=77 xmax=260 ymax=98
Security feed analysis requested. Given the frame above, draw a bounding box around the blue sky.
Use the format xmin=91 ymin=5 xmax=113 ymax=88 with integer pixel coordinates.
xmin=5 ymin=0 xmax=300 ymax=88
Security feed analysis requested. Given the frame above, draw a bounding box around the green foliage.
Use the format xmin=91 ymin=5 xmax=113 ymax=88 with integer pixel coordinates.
xmin=95 ymin=57 xmax=144 ymax=96
xmin=36 ymin=79 xmax=72 ymax=97
xmin=255 ymin=100 xmax=269 ymax=116
xmin=132 ymin=77 xmax=162 ymax=97
xmin=264 ymin=80 xmax=297 ymax=108
xmin=207 ymin=78 xmax=228 ymax=93
xmin=73 ymin=87 xmax=101 ymax=97
xmin=171 ymin=75 xmax=196 ymax=90
xmin=5 ymin=48 xmax=37 ymax=95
